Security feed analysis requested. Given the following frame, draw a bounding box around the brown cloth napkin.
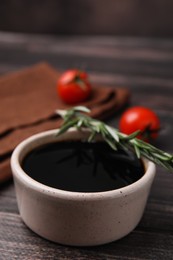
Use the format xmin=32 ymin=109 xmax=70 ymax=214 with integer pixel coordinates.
xmin=0 ymin=63 xmax=130 ymax=183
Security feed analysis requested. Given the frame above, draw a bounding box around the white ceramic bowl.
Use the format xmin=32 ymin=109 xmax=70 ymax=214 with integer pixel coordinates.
xmin=11 ymin=129 xmax=156 ymax=246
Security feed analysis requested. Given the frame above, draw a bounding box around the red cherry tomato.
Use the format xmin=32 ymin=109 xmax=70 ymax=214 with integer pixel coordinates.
xmin=119 ymin=106 xmax=160 ymax=141
xmin=57 ymin=69 xmax=92 ymax=104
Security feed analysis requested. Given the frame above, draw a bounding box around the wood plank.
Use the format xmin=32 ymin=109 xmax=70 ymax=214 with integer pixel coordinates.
xmin=0 ymin=212 xmax=173 ymax=260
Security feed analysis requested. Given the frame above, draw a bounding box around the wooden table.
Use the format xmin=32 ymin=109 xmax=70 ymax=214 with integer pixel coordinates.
xmin=0 ymin=32 xmax=173 ymax=259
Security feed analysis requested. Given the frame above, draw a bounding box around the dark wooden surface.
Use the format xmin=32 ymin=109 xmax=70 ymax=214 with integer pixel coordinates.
xmin=1 ymin=1 xmax=173 ymax=37
xmin=0 ymin=31 xmax=173 ymax=259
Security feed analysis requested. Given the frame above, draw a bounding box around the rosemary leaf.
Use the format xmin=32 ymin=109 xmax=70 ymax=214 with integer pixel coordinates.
xmin=88 ymin=130 xmax=96 ymax=142
xmin=73 ymin=106 xmax=91 ymax=113
xmin=104 ymin=136 xmax=118 ymax=151
xmin=134 ymin=145 xmax=141 ymax=159
xmin=105 ymin=125 xmax=119 ymax=142
xmin=56 ymin=118 xmax=78 ymax=136
xmin=124 ymin=130 xmax=140 ymax=140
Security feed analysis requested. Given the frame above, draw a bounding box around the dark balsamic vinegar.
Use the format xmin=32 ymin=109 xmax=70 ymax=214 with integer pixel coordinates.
xmin=22 ymin=141 xmax=144 ymax=192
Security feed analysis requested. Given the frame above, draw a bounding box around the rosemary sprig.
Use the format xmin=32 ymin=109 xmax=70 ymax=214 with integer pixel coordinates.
xmin=56 ymin=106 xmax=173 ymax=171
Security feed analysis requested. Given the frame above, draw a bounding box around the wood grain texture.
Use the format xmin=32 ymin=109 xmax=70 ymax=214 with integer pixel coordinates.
xmin=0 ymin=32 xmax=173 ymax=259
xmin=1 ymin=1 xmax=173 ymax=37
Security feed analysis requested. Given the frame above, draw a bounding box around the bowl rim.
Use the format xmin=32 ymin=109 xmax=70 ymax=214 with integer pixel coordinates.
xmin=11 ymin=128 xmax=156 ymax=201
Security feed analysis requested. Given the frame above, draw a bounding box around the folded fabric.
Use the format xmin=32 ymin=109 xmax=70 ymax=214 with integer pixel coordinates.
xmin=0 ymin=87 xmax=128 ymax=157
xmin=0 ymin=63 xmax=130 ymax=183
xmin=0 ymin=159 xmax=11 ymax=183
xmin=0 ymin=63 xmax=58 ymax=135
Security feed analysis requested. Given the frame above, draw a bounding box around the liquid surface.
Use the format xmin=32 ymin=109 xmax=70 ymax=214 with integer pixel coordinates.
xmin=22 ymin=141 xmax=144 ymax=192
